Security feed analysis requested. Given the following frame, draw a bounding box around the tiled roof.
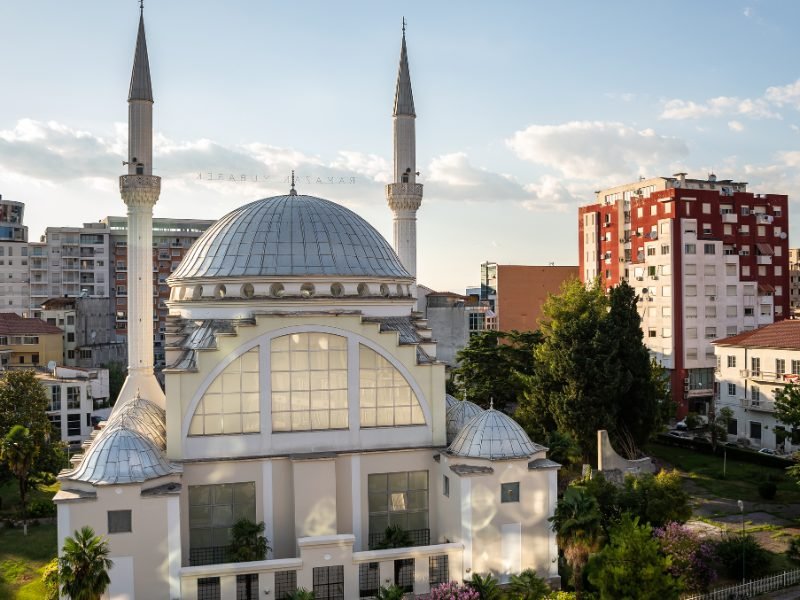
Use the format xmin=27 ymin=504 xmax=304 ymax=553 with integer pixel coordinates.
xmin=0 ymin=313 xmax=63 ymax=335
xmin=713 ymin=320 xmax=800 ymax=350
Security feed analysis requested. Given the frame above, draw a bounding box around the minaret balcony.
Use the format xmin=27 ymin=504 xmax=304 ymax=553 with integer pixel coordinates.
xmin=386 ymin=182 xmax=423 ymax=197
xmin=120 ymin=174 xmax=161 ymax=195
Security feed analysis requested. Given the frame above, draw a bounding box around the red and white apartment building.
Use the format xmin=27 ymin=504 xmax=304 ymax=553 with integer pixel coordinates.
xmin=579 ymin=173 xmax=789 ymax=418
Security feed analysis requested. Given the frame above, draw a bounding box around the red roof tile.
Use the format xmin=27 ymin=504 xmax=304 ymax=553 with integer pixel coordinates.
xmin=0 ymin=313 xmax=63 ymax=336
xmin=713 ymin=320 xmax=800 ymax=350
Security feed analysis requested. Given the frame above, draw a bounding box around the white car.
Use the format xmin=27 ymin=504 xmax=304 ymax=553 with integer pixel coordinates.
xmin=758 ymin=448 xmax=776 ymax=455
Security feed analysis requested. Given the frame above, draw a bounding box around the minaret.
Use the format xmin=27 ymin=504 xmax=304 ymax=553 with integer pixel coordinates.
xmin=386 ymin=20 xmax=423 ymax=282
xmin=115 ymin=4 xmax=165 ymax=411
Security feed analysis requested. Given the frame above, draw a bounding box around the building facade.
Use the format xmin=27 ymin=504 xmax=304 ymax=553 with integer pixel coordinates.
xmin=713 ymin=320 xmax=800 ymax=452
xmin=0 ymin=312 xmax=63 ymax=369
xmin=41 ymin=365 xmax=110 ymax=445
xmin=579 ymin=174 xmax=790 ymax=417
xmin=790 ymin=247 xmax=800 ymax=319
xmin=54 ymin=12 xmax=559 ymax=600
xmin=479 ymin=263 xmax=577 ymax=332
xmin=0 ymin=196 xmax=30 ymax=316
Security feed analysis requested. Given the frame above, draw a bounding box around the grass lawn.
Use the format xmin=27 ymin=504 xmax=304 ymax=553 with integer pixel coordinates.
xmin=0 ymin=523 xmax=57 ymax=599
xmin=646 ymin=442 xmax=800 ymax=505
xmin=0 ymin=480 xmax=59 ymax=519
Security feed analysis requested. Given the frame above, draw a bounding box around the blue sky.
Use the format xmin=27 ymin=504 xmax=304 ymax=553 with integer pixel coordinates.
xmin=1 ymin=1 xmax=799 ymax=291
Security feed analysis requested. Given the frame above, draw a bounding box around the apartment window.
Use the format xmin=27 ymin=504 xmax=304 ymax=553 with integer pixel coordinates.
xmin=368 ymin=471 xmax=428 ymax=547
xmin=659 ymin=244 xmax=669 ymax=255
xmin=79 ymin=349 xmax=92 ymax=360
xmin=647 ymin=247 xmax=656 ymax=256
xmin=687 ymin=348 xmax=698 ymax=360
xmin=67 ymin=332 xmax=75 ymax=343
xmin=757 ymin=225 xmax=766 ymax=237
xmin=662 ymin=327 xmax=672 ymax=338
xmin=501 ymin=482 xmax=520 ymax=503
xmin=686 ymin=327 xmax=697 ymax=339
xmin=108 ymin=510 xmax=132 ymax=534
xmin=67 ymin=386 xmax=81 ymax=409
xmin=705 ymin=327 xmax=717 ymax=339
xmin=744 ymin=307 xmax=754 ymax=317
xmin=648 ymin=329 xmax=657 ymax=338
xmin=705 ymin=306 xmax=716 ymax=318
xmin=750 ymin=421 xmax=762 ymax=440
xmin=728 ymin=383 xmax=736 ymax=396
xmin=275 ymin=571 xmax=298 ymax=600
xmin=47 ymin=414 xmax=60 ymax=437
xmin=313 ymin=565 xmax=344 ymax=600
xmin=704 ymin=243 xmax=716 ymax=255
xmin=792 ymin=360 xmax=800 ymax=376
xmin=728 ymin=418 xmax=738 ymax=436
xmin=776 ymin=359 xmax=786 ymax=376
xmin=49 ymin=386 xmax=62 ymax=411
xmin=742 ymin=206 xmax=751 ymax=216
xmin=685 ymin=306 xmax=697 ymax=319
xmin=188 ymin=482 xmax=257 ymax=566
xmin=776 ymin=285 xmax=783 ymax=296
xmin=752 ymin=386 xmax=761 ymax=403
xmin=359 ymin=563 xmax=379 ymax=599
xmin=198 ymin=578 xmax=221 ymax=600
xmin=726 ymin=264 xmax=736 ymax=276
xmin=686 ymin=285 xmax=697 ymax=297
xmin=704 ymin=264 xmax=716 ymax=276
xmin=702 ymin=202 xmax=711 ymax=214
xmin=726 ymin=305 xmax=737 ymax=317
xmin=724 ymin=224 xmax=733 ymax=235
xmin=443 ymin=475 xmax=450 ymax=498
xmin=751 ymin=357 xmax=761 ymax=375
xmin=776 ymin=266 xmax=783 ymax=276
xmin=429 ymin=555 xmax=450 ymax=589
xmin=705 ymin=285 xmax=717 ymax=297
xmin=685 ymin=263 xmax=697 ymax=275
xmin=660 ymin=222 xmax=669 ymax=234
xmin=662 ymin=306 xmax=672 ymax=317
xmin=727 ymin=356 xmax=736 ymax=368
xmin=67 ymin=414 xmax=81 ymax=437
xmin=685 ymin=243 xmax=697 ymax=255
xmin=726 ymin=326 xmax=738 ymax=336
xmin=758 ymin=265 xmax=767 ymax=277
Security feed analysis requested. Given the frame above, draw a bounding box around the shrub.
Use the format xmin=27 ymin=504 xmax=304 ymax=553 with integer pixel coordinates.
xmin=787 ymin=536 xmax=800 ymax=562
xmin=427 ymin=582 xmax=480 ymax=600
xmin=466 ymin=573 xmax=501 ymax=600
xmin=757 ymin=480 xmax=777 ymax=500
xmin=42 ymin=557 xmax=59 ymax=600
xmin=714 ymin=533 xmax=772 ymax=579
xmin=654 ymin=521 xmax=717 ymax=592
xmin=27 ymin=498 xmax=56 ymax=518
xmin=286 ymin=589 xmax=315 ymax=600
xmin=508 ymin=569 xmax=551 ymax=599
xmin=376 ymin=584 xmax=406 ymax=600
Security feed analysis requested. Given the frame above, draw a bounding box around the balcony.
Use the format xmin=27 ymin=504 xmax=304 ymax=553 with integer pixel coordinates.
xmin=740 ymin=370 xmax=798 ymax=384
xmin=721 ymin=213 xmax=738 ymax=223
xmin=756 ymin=213 xmax=774 ymax=225
xmin=741 ymin=398 xmax=776 ymax=412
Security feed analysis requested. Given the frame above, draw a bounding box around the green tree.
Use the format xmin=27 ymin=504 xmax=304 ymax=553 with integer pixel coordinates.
xmin=466 ymin=572 xmax=501 ymax=600
xmin=376 ymin=524 xmax=413 ymax=549
xmin=0 ymin=370 xmax=50 ymax=447
xmin=455 ymin=329 xmax=541 ymax=411
xmin=587 ymin=515 xmax=682 ymax=600
xmin=776 ymin=383 xmax=800 ymax=430
xmin=59 ymin=526 xmax=114 ymax=600
xmin=1 ymin=425 xmax=37 ymax=527
xmin=376 ymin=584 xmax=407 ymax=600
xmin=709 ymin=406 xmax=734 ymax=451
xmin=619 ymin=470 xmax=691 ymax=528
xmin=42 ymin=557 xmax=60 ymax=600
xmin=230 ymin=518 xmax=270 ymax=561
xmin=549 ymin=486 xmax=603 ymax=599
xmin=573 ymin=473 xmax=623 ymax=537
xmin=508 ymin=568 xmax=551 ymax=599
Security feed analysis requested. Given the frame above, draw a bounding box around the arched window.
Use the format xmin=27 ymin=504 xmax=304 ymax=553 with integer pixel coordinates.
xmin=359 ymin=345 xmax=424 ymax=427
xmin=271 ymin=333 xmax=348 ymax=432
xmin=189 ymin=348 xmax=260 ymax=435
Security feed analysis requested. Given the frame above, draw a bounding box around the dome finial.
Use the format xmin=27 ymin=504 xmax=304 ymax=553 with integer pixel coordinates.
xmin=289 ymin=170 xmax=297 ymax=196
xmin=489 ymin=397 xmax=494 ymax=410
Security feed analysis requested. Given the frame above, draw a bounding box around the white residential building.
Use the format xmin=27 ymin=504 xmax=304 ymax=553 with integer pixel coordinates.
xmin=0 ymin=196 xmax=30 ymax=316
xmin=713 ymin=320 xmax=800 ymax=452
xmin=41 ymin=366 xmax=110 ymax=445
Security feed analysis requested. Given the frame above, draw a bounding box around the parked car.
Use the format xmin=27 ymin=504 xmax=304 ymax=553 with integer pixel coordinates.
xmin=758 ymin=448 xmax=777 ymax=455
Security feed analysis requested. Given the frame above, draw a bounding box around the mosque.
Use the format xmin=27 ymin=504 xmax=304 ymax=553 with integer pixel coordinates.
xmin=54 ymin=8 xmax=560 ymax=599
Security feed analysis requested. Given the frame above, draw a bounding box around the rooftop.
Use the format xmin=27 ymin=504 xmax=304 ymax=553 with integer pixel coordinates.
xmin=0 ymin=313 xmax=63 ymax=336
xmin=713 ymin=320 xmax=800 ymax=351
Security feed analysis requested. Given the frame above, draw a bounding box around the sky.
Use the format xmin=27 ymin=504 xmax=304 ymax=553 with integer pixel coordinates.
xmin=1 ymin=1 xmax=800 ymax=292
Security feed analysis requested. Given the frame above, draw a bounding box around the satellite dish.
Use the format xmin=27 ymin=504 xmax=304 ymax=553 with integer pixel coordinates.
xmin=780 ymin=232 xmax=788 ymax=239
xmin=46 ymin=360 xmax=57 ymax=372
xmin=642 ymin=288 xmax=649 ymax=294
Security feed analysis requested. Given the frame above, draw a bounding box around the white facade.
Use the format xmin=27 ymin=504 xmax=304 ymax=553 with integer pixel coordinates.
xmin=0 ymin=197 xmax=30 ymax=316
xmin=41 ymin=366 xmax=109 ymax=445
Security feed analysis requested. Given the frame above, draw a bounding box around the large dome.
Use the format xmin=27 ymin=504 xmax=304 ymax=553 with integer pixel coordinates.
xmin=170 ymin=194 xmax=411 ymax=281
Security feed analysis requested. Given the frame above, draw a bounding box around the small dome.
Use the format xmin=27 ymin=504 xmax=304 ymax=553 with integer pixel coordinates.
xmin=445 ymin=393 xmax=458 ymax=410
xmin=170 ymin=194 xmax=411 ymax=281
xmin=448 ymin=408 xmax=544 ymax=460
xmin=446 ymin=399 xmax=484 ymax=444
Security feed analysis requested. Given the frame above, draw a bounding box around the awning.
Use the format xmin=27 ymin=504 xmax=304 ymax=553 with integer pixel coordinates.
xmin=756 ymin=243 xmax=773 ymax=256
xmin=758 ymin=283 xmax=775 ymax=293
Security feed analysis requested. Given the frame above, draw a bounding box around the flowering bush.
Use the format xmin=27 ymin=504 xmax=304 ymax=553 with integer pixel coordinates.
xmin=425 ymin=581 xmax=480 ymax=600
xmin=654 ymin=521 xmax=717 ymax=592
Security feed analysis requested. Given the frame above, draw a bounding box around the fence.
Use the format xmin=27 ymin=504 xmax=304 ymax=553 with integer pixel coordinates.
xmin=684 ymin=568 xmax=800 ymax=599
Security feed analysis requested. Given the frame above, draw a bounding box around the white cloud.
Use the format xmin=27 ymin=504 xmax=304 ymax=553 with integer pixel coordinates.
xmin=506 ymin=121 xmax=688 ymax=181
xmin=743 ymin=7 xmax=753 ymax=17
xmin=728 ymin=120 xmax=745 ymax=132
xmin=660 ymin=96 xmax=779 ymax=120
xmin=764 ymin=80 xmax=800 ymax=109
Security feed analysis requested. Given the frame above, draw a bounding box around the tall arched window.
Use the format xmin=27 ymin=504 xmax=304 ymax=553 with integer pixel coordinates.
xmin=189 ymin=348 xmax=260 ymax=435
xmin=271 ymin=333 xmax=348 ymax=432
xmin=359 ymin=345 xmax=424 ymax=427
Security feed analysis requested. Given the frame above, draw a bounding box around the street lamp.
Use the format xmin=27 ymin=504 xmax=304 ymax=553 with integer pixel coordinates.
xmin=737 ymin=499 xmax=745 ymax=583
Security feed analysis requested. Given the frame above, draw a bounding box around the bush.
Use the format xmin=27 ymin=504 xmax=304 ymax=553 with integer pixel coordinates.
xmin=714 ymin=534 xmax=772 ymax=579
xmin=654 ymin=521 xmax=717 ymax=592
xmin=787 ymin=536 xmax=800 ymax=562
xmin=27 ymin=498 xmax=56 ymax=518
xmin=427 ymin=582 xmax=480 ymax=600
xmin=758 ymin=480 xmax=777 ymax=500
xmin=42 ymin=557 xmax=59 ymax=600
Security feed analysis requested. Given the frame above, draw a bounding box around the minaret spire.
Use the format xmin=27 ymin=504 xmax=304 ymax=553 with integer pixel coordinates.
xmin=115 ymin=4 xmax=165 ymax=412
xmin=386 ymin=20 xmax=423 ymax=287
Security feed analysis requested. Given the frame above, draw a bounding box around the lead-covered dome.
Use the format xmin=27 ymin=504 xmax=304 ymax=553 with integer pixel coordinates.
xmin=447 ymin=407 xmax=545 ymax=460
xmin=171 ymin=194 xmax=411 ymax=281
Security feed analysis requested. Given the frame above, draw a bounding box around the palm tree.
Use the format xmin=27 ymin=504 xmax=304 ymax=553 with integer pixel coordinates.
xmin=549 ymin=486 xmax=602 ymax=599
xmin=286 ymin=589 xmax=315 ymax=600
xmin=466 ymin=572 xmax=501 ymax=600
xmin=376 ymin=584 xmax=407 ymax=600
xmin=376 ymin=524 xmax=413 ymax=549
xmin=1 ymin=425 xmax=37 ymax=534
xmin=59 ymin=526 xmax=114 ymax=600
xmin=508 ymin=568 xmax=550 ymax=599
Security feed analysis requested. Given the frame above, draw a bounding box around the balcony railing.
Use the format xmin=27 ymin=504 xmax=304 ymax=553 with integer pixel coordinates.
xmin=740 ymin=370 xmax=798 ymax=384
xmin=368 ymin=527 xmax=430 ymax=550
xmin=741 ymin=398 xmax=776 ymax=412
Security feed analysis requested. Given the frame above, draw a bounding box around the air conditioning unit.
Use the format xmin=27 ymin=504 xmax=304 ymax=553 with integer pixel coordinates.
xmin=709 ymin=295 xmax=716 ymax=301
xmin=636 ymin=276 xmax=644 ymax=281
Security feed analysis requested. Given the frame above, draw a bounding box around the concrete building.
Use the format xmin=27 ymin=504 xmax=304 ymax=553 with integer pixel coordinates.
xmin=54 ymin=13 xmax=560 ymax=600
xmin=479 ymin=263 xmax=577 ymax=332
xmin=40 ymin=297 xmax=125 ymax=368
xmin=0 ymin=196 xmax=30 ymax=316
xmin=713 ymin=320 xmax=800 ymax=452
xmin=104 ymin=216 xmax=213 ymax=368
xmin=790 ymin=247 xmax=800 ymax=319
xmin=0 ymin=312 xmax=63 ymax=369
xmin=579 ymin=174 xmax=790 ymax=417
xmin=41 ymin=365 xmax=110 ymax=445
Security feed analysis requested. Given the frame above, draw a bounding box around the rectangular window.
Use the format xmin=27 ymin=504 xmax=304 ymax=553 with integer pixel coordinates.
xmin=728 ymin=418 xmax=738 ymax=436
xmin=67 ymin=386 xmax=81 ymax=409
xmin=686 ymin=285 xmax=697 ymax=297
xmin=359 ymin=563 xmax=380 ymax=599
xmin=443 ymin=475 xmax=449 ymax=498
xmin=728 ymin=383 xmax=736 ymax=396
xmin=685 ymin=244 xmax=696 ymax=255
xmin=67 ymin=414 xmax=81 ymax=437
xmin=198 ymin=578 xmax=221 ymax=600
xmin=752 ymin=385 xmax=761 ymax=402
xmin=395 ymin=559 xmax=415 ymax=594
xmin=704 ymin=243 xmax=716 ymax=255
xmin=501 ymin=482 xmax=520 ymax=503
xmin=188 ymin=482 xmax=257 ymax=566
xmin=661 ymin=244 xmax=670 ymax=255
xmin=429 ymin=555 xmax=450 ymax=589
xmin=48 ymin=414 xmax=61 ymax=438
xmin=726 ymin=305 xmax=737 ymax=317
xmin=313 ymin=565 xmax=344 ymax=600
xmin=275 ymin=571 xmax=297 ymax=600
xmin=777 ymin=359 xmax=786 ymax=375
xmin=750 ymin=421 xmax=762 ymax=440
xmin=108 ymin=510 xmax=132 ymax=534
xmin=49 ymin=386 xmax=62 ymax=411
xmin=705 ymin=327 xmax=717 ymax=339
xmin=727 ymin=356 xmax=736 ymax=368
xmin=236 ymin=574 xmax=259 ymax=600
xmin=792 ymin=360 xmax=800 ymax=376
xmin=706 ymin=305 xmax=716 ymax=318
xmin=686 ymin=327 xmax=697 ymax=339
xmin=751 ymin=357 xmax=761 ymax=375
xmin=368 ymin=471 xmax=429 ymax=549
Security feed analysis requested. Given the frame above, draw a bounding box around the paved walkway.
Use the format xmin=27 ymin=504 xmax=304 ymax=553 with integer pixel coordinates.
xmin=756 ymin=583 xmax=800 ymax=598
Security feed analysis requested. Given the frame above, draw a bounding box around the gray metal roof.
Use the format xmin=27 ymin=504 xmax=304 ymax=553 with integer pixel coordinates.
xmin=445 ymin=394 xmax=458 ymax=410
xmin=447 ymin=408 xmax=544 ymax=460
xmin=170 ymin=195 xmax=411 ymax=280
xmin=394 ymin=33 xmax=416 ymax=116
xmin=128 ymin=12 xmax=153 ymax=102
xmin=65 ymin=396 xmax=179 ymax=485
xmin=445 ymin=399 xmax=484 ymax=444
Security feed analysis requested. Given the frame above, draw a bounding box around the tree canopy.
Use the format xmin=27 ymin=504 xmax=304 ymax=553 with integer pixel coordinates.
xmin=0 ymin=370 xmax=51 ymax=446
xmin=776 ymin=383 xmax=800 ymax=429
